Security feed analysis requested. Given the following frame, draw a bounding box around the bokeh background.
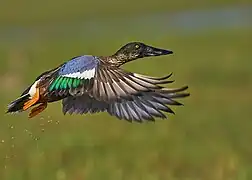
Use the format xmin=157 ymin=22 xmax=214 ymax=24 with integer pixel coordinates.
xmin=0 ymin=1 xmax=252 ymax=179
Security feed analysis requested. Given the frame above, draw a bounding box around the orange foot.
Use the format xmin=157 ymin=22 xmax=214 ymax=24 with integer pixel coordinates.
xmin=29 ymin=103 xmax=48 ymax=118
xmin=23 ymin=88 xmax=40 ymax=111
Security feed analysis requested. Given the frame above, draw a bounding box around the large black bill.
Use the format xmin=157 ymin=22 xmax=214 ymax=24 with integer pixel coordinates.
xmin=145 ymin=46 xmax=173 ymax=56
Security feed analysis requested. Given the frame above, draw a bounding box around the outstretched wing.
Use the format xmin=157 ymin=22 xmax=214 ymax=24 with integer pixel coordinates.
xmin=47 ymin=56 xmax=174 ymax=102
xmin=88 ymin=62 xmax=174 ymax=102
xmin=62 ymin=75 xmax=189 ymax=122
xmin=107 ymin=87 xmax=189 ymax=122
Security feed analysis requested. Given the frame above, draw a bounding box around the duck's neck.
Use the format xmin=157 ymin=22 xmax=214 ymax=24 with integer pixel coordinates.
xmin=104 ymin=54 xmax=133 ymax=67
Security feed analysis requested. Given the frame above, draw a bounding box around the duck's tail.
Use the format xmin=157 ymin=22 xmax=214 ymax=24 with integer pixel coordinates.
xmin=7 ymin=94 xmax=31 ymax=113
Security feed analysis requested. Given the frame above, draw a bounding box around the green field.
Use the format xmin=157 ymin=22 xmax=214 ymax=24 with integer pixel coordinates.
xmin=0 ymin=1 xmax=252 ymax=179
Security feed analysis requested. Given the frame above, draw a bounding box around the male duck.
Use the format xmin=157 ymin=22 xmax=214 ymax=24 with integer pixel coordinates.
xmin=7 ymin=42 xmax=189 ymax=122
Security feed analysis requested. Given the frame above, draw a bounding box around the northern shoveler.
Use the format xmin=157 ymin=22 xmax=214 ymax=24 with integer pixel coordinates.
xmin=7 ymin=42 xmax=189 ymax=122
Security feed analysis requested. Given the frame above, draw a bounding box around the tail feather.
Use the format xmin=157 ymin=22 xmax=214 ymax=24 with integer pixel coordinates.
xmin=7 ymin=94 xmax=30 ymax=113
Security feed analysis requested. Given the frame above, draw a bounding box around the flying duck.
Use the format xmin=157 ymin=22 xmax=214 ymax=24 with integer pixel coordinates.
xmin=7 ymin=42 xmax=189 ymax=122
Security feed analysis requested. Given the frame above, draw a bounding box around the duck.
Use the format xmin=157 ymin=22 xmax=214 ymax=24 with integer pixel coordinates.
xmin=7 ymin=42 xmax=189 ymax=122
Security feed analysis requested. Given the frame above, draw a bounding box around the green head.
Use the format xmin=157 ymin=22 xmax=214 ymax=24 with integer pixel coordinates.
xmin=113 ymin=42 xmax=173 ymax=66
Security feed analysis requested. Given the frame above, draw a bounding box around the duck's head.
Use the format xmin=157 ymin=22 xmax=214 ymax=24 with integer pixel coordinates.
xmin=112 ymin=42 xmax=173 ymax=66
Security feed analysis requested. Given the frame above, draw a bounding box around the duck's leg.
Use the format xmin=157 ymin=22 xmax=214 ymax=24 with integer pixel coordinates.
xmin=23 ymin=88 xmax=40 ymax=111
xmin=29 ymin=103 xmax=48 ymax=118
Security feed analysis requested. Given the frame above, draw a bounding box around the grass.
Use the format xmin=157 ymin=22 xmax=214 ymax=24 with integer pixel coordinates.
xmin=0 ymin=1 xmax=252 ymax=179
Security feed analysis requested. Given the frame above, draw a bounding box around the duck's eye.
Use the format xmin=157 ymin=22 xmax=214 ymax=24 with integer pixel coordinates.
xmin=135 ymin=45 xmax=140 ymax=49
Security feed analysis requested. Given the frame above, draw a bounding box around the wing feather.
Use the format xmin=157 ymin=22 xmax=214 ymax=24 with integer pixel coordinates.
xmin=89 ymin=61 xmax=175 ymax=101
xmin=62 ymin=83 xmax=189 ymax=122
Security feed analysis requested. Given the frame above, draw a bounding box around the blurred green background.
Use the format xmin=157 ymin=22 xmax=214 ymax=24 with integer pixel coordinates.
xmin=0 ymin=1 xmax=252 ymax=179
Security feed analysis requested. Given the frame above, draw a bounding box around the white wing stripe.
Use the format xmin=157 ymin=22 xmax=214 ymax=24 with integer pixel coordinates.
xmin=62 ymin=68 xmax=95 ymax=79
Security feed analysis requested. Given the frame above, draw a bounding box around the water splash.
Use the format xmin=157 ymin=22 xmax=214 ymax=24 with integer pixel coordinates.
xmin=24 ymin=129 xmax=40 ymax=141
xmin=0 ymin=124 xmax=17 ymax=169
xmin=1 ymin=115 xmax=61 ymax=170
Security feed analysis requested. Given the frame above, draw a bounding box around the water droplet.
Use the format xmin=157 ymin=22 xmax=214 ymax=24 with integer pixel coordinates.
xmin=41 ymin=129 xmax=45 ymax=132
xmin=11 ymin=136 xmax=15 ymax=140
xmin=24 ymin=129 xmax=33 ymax=137
xmin=1 ymin=140 xmax=5 ymax=143
xmin=9 ymin=125 xmax=14 ymax=129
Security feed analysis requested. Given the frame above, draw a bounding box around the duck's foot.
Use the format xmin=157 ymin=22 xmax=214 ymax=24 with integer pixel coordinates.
xmin=23 ymin=88 xmax=40 ymax=111
xmin=29 ymin=103 xmax=47 ymax=118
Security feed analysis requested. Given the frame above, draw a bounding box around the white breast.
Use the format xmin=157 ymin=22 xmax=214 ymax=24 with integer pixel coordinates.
xmin=28 ymin=80 xmax=39 ymax=98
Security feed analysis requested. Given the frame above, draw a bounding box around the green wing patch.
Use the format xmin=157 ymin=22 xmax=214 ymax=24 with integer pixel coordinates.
xmin=49 ymin=76 xmax=82 ymax=91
